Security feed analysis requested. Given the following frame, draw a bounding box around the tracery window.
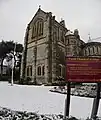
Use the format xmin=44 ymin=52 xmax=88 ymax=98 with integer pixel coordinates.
xmin=32 ymin=19 xmax=44 ymax=38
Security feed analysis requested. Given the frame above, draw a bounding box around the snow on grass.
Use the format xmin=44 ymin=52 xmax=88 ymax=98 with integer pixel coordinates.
xmin=0 ymin=82 xmax=101 ymax=119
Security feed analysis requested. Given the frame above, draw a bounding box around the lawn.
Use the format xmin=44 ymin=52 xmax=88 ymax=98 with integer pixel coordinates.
xmin=0 ymin=82 xmax=101 ymax=119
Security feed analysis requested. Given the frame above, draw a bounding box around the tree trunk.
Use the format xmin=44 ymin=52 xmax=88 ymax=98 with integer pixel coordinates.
xmin=13 ymin=54 xmax=16 ymax=81
xmin=0 ymin=58 xmax=4 ymax=78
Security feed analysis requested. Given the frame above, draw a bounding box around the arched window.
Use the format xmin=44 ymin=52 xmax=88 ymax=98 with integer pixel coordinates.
xmin=85 ymin=49 xmax=87 ymax=56
xmin=100 ymin=47 xmax=101 ymax=54
xmin=90 ymin=47 xmax=93 ymax=55
xmin=97 ymin=46 xmax=99 ymax=54
xmin=37 ymin=66 xmax=41 ymax=76
xmin=27 ymin=67 xmax=29 ymax=76
xmin=32 ymin=19 xmax=44 ymax=38
xmin=58 ymin=64 xmax=62 ymax=76
xmin=39 ymin=21 xmax=43 ymax=36
xmin=88 ymin=47 xmax=90 ymax=55
xmin=37 ymin=21 xmax=39 ymax=35
xmin=93 ymin=46 xmax=95 ymax=54
xmin=27 ymin=66 xmax=32 ymax=76
xmin=39 ymin=22 xmax=41 ymax=36
xmin=42 ymin=66 xmax=45 ymax=76
xmin=60 ymin=31 xmax=64 ymax=43
xmin=30 ymin=66 xmax=32 ymax=76
xmin=32 ymin=24 xmax=37 ymax=38
xmin=62 ymin=66 xmax=65 ymax=77
xmin=98 ymin=46 xmax=100 ymax=54
xmin=68 ymin=39 xmax=69 ymax=44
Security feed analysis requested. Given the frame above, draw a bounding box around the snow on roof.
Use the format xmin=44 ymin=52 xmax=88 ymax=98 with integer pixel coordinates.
xmin=65 ymin=30 xmax=74 ymax=36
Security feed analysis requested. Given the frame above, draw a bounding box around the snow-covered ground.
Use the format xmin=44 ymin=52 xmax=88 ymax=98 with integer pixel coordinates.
xmin=0 ymin=82 xmax=101 ymax=119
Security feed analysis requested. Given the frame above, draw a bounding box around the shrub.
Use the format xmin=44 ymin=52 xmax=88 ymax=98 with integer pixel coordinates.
xmin=0 ymin=75 xmax=10 ymax=81
xmin=19 ymin=78 xmax=24 ymax=85
xmin=25 ymin=77 xmax=32 ymax=84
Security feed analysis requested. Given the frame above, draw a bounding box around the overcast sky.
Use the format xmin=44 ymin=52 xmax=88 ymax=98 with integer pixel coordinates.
xmin=0 ymin=0 xmax=101 ymax=44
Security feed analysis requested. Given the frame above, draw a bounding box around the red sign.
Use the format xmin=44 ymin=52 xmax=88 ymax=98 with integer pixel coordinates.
xmin=66 ymin=57 xmax=101 ymax=82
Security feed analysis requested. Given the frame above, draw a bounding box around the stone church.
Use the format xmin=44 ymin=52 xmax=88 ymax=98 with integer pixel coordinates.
xmin=20 ymin=8 xmax=101 ymax=84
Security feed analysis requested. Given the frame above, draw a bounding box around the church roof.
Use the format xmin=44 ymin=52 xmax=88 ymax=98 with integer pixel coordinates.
xmin=81 ymin=42 xmax=101 ymax=48
xmin=28 ymin=7 xmax=49 ymax=25
xmin=85 ymin=42 xmax=101 ymax=46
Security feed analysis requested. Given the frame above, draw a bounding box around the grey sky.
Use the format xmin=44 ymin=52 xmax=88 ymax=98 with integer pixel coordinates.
xmin=0 ymin=0 xmax=101 ymax=44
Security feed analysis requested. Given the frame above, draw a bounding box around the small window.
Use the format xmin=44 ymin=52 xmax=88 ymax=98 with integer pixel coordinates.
xmin=27 ymin=67 xmax=29 ymax=76
xmin=88 ymin=48 xmax=90 ymax=55
xmin=62 ymin=66 xmax=65 ymax=77
xmin=42 ymin=66 xmax=45 ymax=76
xmin=37 ymin=21 xmax=40 ymax=35
xmin=67 ymin=39 xmax=69 ymax=44
xmin=40 ymin=21 xmax=43 ymax=35
xmin=37 ymin=66 xmax=41 ymax=76
xmin=85 ymin=49 xmax=87 ymax=56
xmin=32 ymin=24 xmax=37 ymax=38
xmin=93 ymin=47 xmax=94 ymax=54
xmin=61 ymin=32 xmax=64 ymax=43
xmin=58 ymin=65 xmax=62 ymax=76
xmin=97 ymin=46 xmax=99 ymax=54
xmin=30 ymin=66 xmax=32 ymax=76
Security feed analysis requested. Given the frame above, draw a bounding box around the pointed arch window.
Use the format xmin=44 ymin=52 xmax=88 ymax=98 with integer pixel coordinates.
xmin=42 ymin=65 xmax=45 ymax=76
xmin=58 ymin=64 xmax=62 ymax=77
xmin=37 ymin=21 xmax=40 ymax=35
xmin=27 ymin=67 xmax=29 ymax=76
xmin=32 ymin=24 xmax=37 ymax=38
xmin=32 ymin=19 xmax=44 ymax=38
xmin=62 ymin=66 xmax=65 ymax=77
xmin=85 ymin=49 xmax=87 ymax=56
xmin=88 ymin=47 xmax=90 ymax=55
xmin=27 ymin=66 xmax=32 ymax=76
xmin=67 ymin=39 xmax=69 ymax=44
xmin=39 ymin=21 xmax=43 ymax=36
xmin=92 ymin=46 xmax=95 ymax=54
xmin=30 ymin=66 xmax=32 ymax=76
xmin=37 ymin=66 xmax=41 ymax=76
xmin=97 ymin=46 xmax=99 ymax=54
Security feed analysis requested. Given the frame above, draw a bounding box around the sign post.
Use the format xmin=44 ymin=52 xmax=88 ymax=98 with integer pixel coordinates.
xmin=91 ymin=83 xmax=101 ymax=119
xmin=64 ymin=82 xmax=71 ymax=118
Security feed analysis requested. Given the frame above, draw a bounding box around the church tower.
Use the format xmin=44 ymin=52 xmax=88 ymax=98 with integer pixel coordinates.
xmin=20 ymin=7 xmax=68 ymax=84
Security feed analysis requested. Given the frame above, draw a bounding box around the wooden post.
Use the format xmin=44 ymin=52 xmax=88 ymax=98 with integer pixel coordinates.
xmin=64 ymin=82 xmax=71 ymax=118
xmin=91 ymin=83 xmax=101 ymax=119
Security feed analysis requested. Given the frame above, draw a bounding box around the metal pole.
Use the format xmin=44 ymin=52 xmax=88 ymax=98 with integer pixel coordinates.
xmin=64 ymin=82 xmax=71 ymax=118
xmin=11 ymin=42 xmax=17 ymax=86
xmin=11 ymin=61 xmax=14 ymax=86
xmin=91 ymin=83 xmax=101 ymax=119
